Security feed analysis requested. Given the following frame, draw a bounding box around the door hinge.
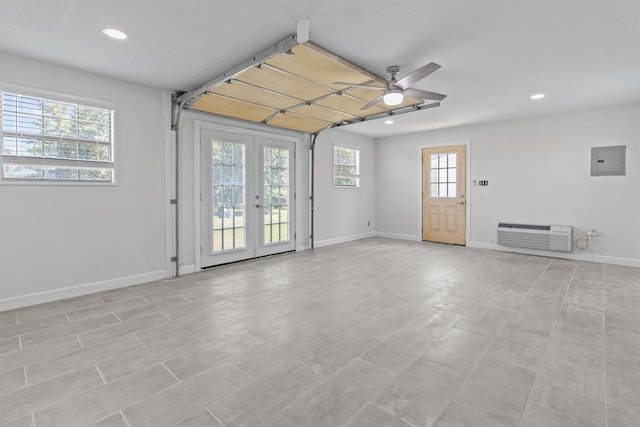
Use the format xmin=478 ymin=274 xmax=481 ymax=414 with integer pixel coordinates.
xmin=170 ymin=199 xmax=177 ymax=205
xmin=294 ymin=192 xmax=296 ymax=199
xmin=200 ymin=246 xmax=202 ymax=254
xmin=170 ymin=256 xmax=177 ymax=262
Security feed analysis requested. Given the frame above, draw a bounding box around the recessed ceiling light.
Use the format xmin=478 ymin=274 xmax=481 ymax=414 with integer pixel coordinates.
xmin=385 ymin=120 xmax=394 ymax=125
xmin=102 ymin=28 xmax=128 ymax=40
xmin=530 ymin=93 xmax=545 ymax=100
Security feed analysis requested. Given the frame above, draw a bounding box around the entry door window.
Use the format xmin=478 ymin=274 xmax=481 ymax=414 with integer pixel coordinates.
xmin=429 ymin=152 xmax=457 ymax=198
xmin=263 ymin=146 xmax=290 ymax=245
xmin=211 ymin=140 xmax=246 ymax=252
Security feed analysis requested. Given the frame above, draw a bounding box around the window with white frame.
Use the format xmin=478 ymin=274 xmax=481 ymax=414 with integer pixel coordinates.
xmin=333 ymin=145 xmax=360 ymax=188
xmin=1 ymin=90 xmax=115 ymax=183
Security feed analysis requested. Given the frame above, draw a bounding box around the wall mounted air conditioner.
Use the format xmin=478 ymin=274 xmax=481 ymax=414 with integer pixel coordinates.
xmin=497 ymin=223 xmax=573 ymax=252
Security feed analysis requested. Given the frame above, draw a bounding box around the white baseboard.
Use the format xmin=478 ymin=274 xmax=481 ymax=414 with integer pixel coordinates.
xmin=467 ymin=241 xmax=640 ymax=267
xmin=314 ymin=232 xmax=377 ymax=248
xmin=0 ymin=270 xmax=167 ymax=311
xmin=375 ymin=232 xmax=421 ymax=242
xmin=178 ymin=264 xmax=196 ymax=275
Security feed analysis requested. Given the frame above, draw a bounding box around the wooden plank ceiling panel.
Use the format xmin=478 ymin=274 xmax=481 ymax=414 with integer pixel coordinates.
xmin=192 ymin=94 xmax=277 ymax=123
xmin=236 ymin=66 xmax=332 ymax=101
xmin=290 ymin=104 xmax=357 ymax=124
xmin=211 ymin=80 xmax=300 ymax=110
xmin=268 ymin=112 xmax=331 ymax=134
xmin=265 ymin=43 xmax=385 ymax=91
xmin=316 ymin=94 xmax=386 ymax=117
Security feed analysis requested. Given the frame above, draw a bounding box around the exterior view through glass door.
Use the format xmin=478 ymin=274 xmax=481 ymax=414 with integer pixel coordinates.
xmin=201 ymin=129 xmax=295 ymax=267
xmin=422 ymin=145 xmax=466 ymax=245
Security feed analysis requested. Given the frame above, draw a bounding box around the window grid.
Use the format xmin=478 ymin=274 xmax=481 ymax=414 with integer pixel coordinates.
xmin=333 ymin=145 xmax=360 ymax=188
xmin=1 ymin=91 xmax=114 ymax=182
xmin=211 ymin=141 xmax=246 ymax=252
xmin=263 ymin=146 xmax=289 ymax=245
xmin=429 ymin=153 xmax=457 ymax=198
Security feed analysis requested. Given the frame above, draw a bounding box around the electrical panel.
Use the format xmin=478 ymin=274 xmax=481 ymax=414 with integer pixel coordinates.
xmin=591 ymin=145 xmax=626 ymax=176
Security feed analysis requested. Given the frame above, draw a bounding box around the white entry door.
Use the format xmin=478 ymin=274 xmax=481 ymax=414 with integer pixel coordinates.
xmin=200 ymin=129 xmax=295 ymax=267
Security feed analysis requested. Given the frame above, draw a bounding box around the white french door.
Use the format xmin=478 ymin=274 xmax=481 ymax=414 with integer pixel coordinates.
xmin=200 ymin=129 xmax=295 ymax=267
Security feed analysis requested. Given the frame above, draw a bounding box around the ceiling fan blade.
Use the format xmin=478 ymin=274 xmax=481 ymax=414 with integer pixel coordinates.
xmin=334 ymin=82 xmax=385 ymax=90
xmin=360 ymin=94 xmax=385 ymax=110
xmin=395 ymin=62 xmax=441 ymax=90
xmin=402 ymin=88 xmax=447 ymax=101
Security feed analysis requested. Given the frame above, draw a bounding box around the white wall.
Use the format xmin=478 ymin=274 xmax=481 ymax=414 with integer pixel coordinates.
xmin=314 ymin=128 xmax=376 ymax=246
xmin=376 ymin=103 xmax=640 ymax=265
xmin=0 ymin=52 xmax=169 ymax=309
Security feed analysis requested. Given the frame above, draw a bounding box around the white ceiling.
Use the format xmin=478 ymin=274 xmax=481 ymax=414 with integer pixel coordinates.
xmin=1 ymin=0 xmax=638 ymax=138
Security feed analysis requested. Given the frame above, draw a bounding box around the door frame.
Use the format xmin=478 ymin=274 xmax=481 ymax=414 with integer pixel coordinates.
xmin=417 ymin=140 xmax=471 ymax=245
xmin=193 ymin=120 xmax=302 ymax=271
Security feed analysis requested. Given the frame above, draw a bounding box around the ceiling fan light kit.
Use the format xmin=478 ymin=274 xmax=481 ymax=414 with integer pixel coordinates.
xmin=383 ymin=89 xmax=404 ymax=106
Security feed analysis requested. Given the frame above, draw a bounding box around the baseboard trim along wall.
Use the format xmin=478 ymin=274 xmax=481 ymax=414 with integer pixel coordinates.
xmin=314 ymin=232 xmax=377 ymax=248
xmin=375 ymin=232 xmax=421 ymax=242
xmin=0 ymin=270 xmax=167 ymax=311
xmin=467 ymin=241 xmax=640 ymax=268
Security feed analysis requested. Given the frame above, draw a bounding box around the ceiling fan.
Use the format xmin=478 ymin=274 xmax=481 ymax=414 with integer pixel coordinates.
xmin=335 ymin=63 xmax=446 ymax=110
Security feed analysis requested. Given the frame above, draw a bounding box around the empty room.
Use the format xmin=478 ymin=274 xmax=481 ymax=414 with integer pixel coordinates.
xmin=0 ymin=1 xmax=639 ymax=426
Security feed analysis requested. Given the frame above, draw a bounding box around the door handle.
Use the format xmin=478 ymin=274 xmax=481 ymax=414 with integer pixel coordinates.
xmin=458 ymin=202 xmax=465 ymax=205
xmin=255 ymin=204 xmax=262 ymax=208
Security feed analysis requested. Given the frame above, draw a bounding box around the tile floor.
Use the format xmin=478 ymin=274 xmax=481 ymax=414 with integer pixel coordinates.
xmin=0 ymin=238 xmax=639 ymax=426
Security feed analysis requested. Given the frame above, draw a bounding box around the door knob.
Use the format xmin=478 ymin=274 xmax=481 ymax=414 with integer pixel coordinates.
xmin=255 ymin=204 xmax=262 ymax=208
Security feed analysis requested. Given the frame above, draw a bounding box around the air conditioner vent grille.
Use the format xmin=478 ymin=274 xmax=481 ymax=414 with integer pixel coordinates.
xmin=497 ymin=223 xmax=551 ymax=231
xmin=497 ymin=223 xmax=572 ymax=252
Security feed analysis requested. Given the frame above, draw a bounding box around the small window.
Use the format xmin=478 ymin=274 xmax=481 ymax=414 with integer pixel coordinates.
xmin=1 ymin=90 xmax=115 ymax=183
xmin=429 ymin=152 xmax=457 ymax=197
xmin=333 ymin=145 xmax=360 ymax=188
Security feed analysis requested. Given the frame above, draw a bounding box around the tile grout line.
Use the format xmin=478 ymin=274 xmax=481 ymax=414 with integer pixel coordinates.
xmin=120 ymin=410 xmax=132 ymax=427
xmin=372 ymin=402 xmax=421 ymax=427
xmin=162 ymin=362 xmax=183 ymax=383
xmin=132 ymin=332 xmax=147 ymax=347
xmin=95 ymin=363 xmax=107 ymax=384
xmin=285 ymin=405 xmax=321 ymax=427
xmin=169 ymin=408 xmax=209 ymax=426
xmin=22 ymin=365 xmax=28 ymax=388
xmin=206 ymin=408 xmax=226 ymax=427
xmin=230 ymin=362 xmax=255 ymax=382
xmin=75 ymin=334 xmax=85 ymax=349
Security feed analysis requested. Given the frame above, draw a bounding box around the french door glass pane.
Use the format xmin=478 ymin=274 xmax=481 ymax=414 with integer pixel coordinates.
xmin=263 ymin=146 xmax=289 ymax=245
xmin=211 ymin=140 xmax=246 ymax=252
